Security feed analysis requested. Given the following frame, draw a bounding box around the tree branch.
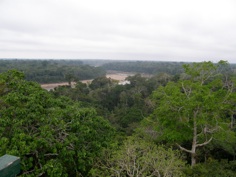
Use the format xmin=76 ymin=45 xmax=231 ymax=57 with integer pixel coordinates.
xmin=196 ymin=137 xmax=213 ymax=148
xmin=181 ymin=82 xmax=191 ymax=98
xmin=44 ymin=153 xmax=58 ymax=157
xmin=176 ymin=143 xmax=193 ymax=154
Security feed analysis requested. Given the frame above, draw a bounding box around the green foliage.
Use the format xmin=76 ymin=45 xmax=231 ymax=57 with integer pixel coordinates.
xmin=0 ymin=59 xmax=106 ymax=83
xmin=182 ymin=60 xmax=228 ymax=84
xmin=102 ymin=61 xmax=185 ymax=75
xmin=184 ymin=159 xmax=236 ymax=177
xmin=89 ymin=76 xmax=113 ymax=90
xmin=91 ymin=136 xmax=186 ymax=177
xmin=51 ymin=81 xmax=91 ymax=104
xmin=0 ymin=70 xmax=115 ymax=176
xmin=144 ymin=61 xmax=236 ymax=166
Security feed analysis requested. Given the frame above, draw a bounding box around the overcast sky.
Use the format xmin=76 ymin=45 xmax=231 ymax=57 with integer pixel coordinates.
xmin=0 ymin=0 xmax=236 ymax=62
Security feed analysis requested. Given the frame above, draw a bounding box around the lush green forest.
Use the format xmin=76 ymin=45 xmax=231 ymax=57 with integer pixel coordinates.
xmin=1 ymin=60 xmax=236 ymax=176
xmin=0 ymin=59 xmax=106 ymax=83
xmin=102 ymin=61 xmax=186 ymax=75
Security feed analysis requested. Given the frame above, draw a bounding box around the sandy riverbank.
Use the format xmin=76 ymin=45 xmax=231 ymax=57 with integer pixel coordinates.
xmin=41 ymin=72 xmax=134 ymax=90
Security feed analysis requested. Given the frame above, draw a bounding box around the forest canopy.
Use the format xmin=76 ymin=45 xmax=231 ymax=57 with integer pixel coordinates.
xmin=1 ymin=60 xmax=236 ymax=176
xmin=0 ymin=59 xmax=106 ymax=83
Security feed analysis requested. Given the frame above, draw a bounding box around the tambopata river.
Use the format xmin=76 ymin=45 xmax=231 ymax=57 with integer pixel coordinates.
xmin=41 ymin=72 xmax=134 ymax=90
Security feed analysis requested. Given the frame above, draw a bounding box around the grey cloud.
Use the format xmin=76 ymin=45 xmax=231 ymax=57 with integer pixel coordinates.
xmin=1 ymin=0 xmax=236 ymax=62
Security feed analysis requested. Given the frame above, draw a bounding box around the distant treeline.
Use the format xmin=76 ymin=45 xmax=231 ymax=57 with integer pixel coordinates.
xmin=2 ymin=59 xmax=236 ymax=84
xmin=0 ymin=59 xmax=106 ymax=83
xmin=102 ymin=61 xmax=186 ymax=75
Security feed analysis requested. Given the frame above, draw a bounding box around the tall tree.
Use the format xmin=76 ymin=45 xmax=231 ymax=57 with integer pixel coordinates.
xmin=147 ymin=61 xmax=236 ymax=166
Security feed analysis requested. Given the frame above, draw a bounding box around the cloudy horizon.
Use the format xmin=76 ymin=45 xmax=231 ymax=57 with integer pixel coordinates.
xmin=1 ymin=0 xmax=236 ymax=62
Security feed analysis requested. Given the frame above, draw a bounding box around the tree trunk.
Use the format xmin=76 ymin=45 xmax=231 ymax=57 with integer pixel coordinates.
xmin=177 ymin=109 xmax=213 ymax=167
xmin=191 ymin=152 xmax=196 ymax=167
xmin=191 ymin=110 xmax=198 ymax=166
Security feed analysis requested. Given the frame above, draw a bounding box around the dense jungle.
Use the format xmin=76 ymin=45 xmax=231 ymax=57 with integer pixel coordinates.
xmin=0 ymin=59 xmax=236 ymax=176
